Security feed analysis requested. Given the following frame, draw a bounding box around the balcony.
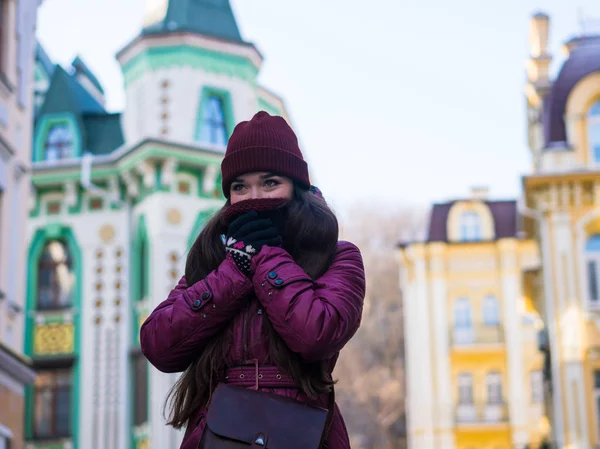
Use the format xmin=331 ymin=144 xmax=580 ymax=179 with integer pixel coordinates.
xmin=450 ymin=325 xmax=504 ymax=348
xmin=455 ymin=403 xmax=509 ymax=426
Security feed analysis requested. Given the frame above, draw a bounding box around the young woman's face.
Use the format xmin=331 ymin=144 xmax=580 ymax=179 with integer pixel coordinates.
xmin=229 ymin=172 xmax=294 ymax=204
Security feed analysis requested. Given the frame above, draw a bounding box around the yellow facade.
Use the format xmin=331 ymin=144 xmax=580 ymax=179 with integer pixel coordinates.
xmin=523 ymin=12 xmax=600 ymax=449
xmin=399 ymin=194 xmax=547 ymax=449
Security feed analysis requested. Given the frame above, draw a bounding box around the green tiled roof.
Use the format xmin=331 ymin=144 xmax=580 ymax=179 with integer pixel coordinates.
xmin=142 ymin=0 xmax=244 ymax=43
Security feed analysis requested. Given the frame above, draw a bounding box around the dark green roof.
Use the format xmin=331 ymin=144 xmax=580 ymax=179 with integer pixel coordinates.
xmin=71 ymin=56 xmax=105 ymax=94
xmin=35 ymin=66 xmax=124 ymax=158
xmin=37 ymin=65 xmax=105 ymax=119
xmin=142 ymin=0 xmax=244 ymax=43
xmin=83 ymin=113 xmax=125 ymax=155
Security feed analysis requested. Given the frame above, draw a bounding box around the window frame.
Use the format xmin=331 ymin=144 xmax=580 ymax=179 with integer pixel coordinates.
xmin=32 ymin=368 xmax=72 ymax=440
xmin=44 ymin=124 xmax=74 ymax=162
xmin=198 ymin=95 xmax=227 ymax=146
xmin=36 ymin=240 xmax=74 ymax=311
xmin=486 ymin=371 xmax=503 ymax=404
xmin=459 ymin=211 xmax=482 ymax=242
xmin=482 ymin=295 xmax=500 ymax=326
xmin=531 ymin=370 xmax=544 ymax=404
xmin=585 ymin=234 xmax=600 ymax=309
xmin=132 ymin=352 xmax=149 ymax=427
xmin=458 ymin=372 xmax=474 ymax=405
xmin=453 ymin=297 xmax=474 ymax=344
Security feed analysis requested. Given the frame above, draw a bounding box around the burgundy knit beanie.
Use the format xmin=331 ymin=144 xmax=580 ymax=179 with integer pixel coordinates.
xmin=221 ymin=111 xmax=310 ymax=197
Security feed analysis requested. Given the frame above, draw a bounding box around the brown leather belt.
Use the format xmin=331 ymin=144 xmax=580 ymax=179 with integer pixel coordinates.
xmin=223 ymin=361 xmax=297 ymax=389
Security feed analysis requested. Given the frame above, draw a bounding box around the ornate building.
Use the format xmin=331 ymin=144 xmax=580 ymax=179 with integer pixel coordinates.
xmin=400 ymin=11 xmax=600 ymax=449
xmin=398 ymin=188 xmax=548 ymax=449
xmin=0 ymin=1 xmax=41 ymax=449
xmin=523 ymin=12 xmax=600 ymax=449
xmin=25 ymin=1 xmax=291 ymax=448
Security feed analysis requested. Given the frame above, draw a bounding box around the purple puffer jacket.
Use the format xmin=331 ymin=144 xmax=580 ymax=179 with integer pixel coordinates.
xmin=141 ymin=241 xmax=365 ymax=449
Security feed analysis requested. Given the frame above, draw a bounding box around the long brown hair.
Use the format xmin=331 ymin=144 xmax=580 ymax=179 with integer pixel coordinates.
xmin=164 ymin=186 xmax=339 ymax=428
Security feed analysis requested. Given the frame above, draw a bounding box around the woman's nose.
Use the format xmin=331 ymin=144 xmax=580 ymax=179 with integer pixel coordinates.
xmin=250 ymin=187 xmax=266 ymax=199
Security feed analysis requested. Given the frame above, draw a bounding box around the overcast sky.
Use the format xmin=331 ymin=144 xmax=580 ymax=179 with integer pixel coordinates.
xmin=37 ymin=0 xmax=600 ymax=214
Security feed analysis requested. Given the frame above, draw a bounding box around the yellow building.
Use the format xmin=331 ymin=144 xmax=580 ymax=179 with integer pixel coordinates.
xmin=523 ymin=12 xmax=600 ymax=449
xmin=398 ymin=187 xmax=548 ymax=449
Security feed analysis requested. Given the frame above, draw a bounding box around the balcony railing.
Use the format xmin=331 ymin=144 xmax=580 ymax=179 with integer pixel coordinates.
xmin=450 ymin=325 xmax=504 ymax=347
xmin=455 ymin=403 xmax=509 ymax=425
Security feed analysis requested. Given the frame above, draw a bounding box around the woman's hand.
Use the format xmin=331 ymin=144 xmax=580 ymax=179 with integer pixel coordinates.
xmin=225 ymin=211 xmax=283 ymax=275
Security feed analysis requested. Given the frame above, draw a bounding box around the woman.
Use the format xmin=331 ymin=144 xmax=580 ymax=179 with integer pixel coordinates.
xmin=140 ymin=111 xmax=366 ymax=449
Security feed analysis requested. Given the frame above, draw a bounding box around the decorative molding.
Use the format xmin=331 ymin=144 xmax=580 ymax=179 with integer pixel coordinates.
xmin=64 ymin=181 xmax=77 ymax=207
xmin=203 ymin=164 xmax=219 ymax=194
xmin=134 ymin=160 xmax=155 ymax=189
xmin=121 ymin=171 xmax=140 ymax=198
xmin=161 ymin=158 xmax=178 ymax=187
xmin=119 ymin=39 xmax=262 ymax=87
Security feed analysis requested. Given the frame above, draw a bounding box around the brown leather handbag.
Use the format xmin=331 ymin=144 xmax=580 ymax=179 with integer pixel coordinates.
xmin=198 ymin=383 xmax=335 ymax=449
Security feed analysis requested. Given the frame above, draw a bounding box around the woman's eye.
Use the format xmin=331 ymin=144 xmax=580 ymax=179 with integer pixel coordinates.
xmin=232 ymin=184 xmax=244 ymax=191
xmin=265 ymin=179 xmax=280 ymax=187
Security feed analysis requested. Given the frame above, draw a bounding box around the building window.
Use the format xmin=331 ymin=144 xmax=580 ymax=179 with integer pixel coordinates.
xmin=486 ymin=372 xmax=503 ymax=404
xmin=588 ymin=100 xmax=600 ymax=163
xmin=197 ymin=95 xmax=227 ymax=146
xmin=483 ymin=295 xmax=500 ymax=326
xmin=531 ymin=370 xmax=543 ymax=403
xmin=460 ymin=211 xmax=482 ymax=242
xmin=453 ymin=297 xmax=473 ymax=344
xmin=37 ymin=241 xmax=74 ymax=310
xmin=44 ymin=125 xmax=73 ymax=161
xmin=33 ymin=369 xmax=71 ymax=439
xmin=458 ymin=373 xmax=473 ymax=404
xmin=585 ymin=235 xmax=600 ymax=306
xmin=132 ymin=353 xmax=149 ymax=426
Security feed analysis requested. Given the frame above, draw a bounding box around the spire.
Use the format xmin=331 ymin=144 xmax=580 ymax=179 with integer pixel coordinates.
xmin=142 ymin=0 xmax=244 ymax=43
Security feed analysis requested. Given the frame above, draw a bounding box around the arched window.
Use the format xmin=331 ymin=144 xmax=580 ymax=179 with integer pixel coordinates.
xmin=453 ymin=298 xmax=473 ymax=344
xmin=483 ymin=295 xmax=500 ymax=326
xmin=197 ymin=95 xmax=227 ymax=146
xmin=585 ymin=234 xmax=600 ymax=305
xmin=37 ymin=241 xmax=74 ymax=310
xmin=44 ymin=125 xmax=73 ymax=161
xmin=460 ymin=211 xmax=482 ymax=242
xmin=588 ymin=100 xmax=600 ymax=163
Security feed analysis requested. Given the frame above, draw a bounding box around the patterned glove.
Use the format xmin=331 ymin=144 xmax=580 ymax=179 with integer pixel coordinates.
xmin=225 ymin=211 xmax=283 ymax=275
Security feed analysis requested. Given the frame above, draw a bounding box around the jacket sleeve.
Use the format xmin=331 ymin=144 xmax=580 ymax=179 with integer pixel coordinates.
xmin=140 ymin=257 xmax=253 ymax=373
xmin=251 ymin=241 xmax=366 ymax=363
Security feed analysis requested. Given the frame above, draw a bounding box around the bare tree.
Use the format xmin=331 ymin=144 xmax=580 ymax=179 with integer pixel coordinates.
xmin=334 ymin=203 xmax=427 ymax=449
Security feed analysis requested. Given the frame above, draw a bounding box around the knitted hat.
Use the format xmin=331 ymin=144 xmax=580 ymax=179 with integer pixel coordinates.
xmin=221 ymin=111 xmax=310 ymax=197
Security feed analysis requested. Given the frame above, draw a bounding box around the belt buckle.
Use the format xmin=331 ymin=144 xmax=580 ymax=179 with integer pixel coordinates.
xmin=243 ymin=358 xmax=259 ymax=391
